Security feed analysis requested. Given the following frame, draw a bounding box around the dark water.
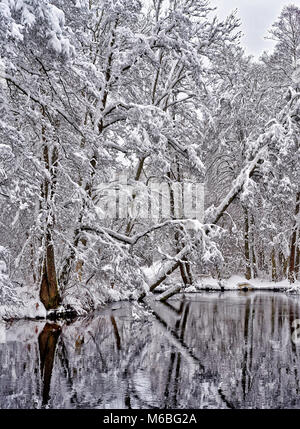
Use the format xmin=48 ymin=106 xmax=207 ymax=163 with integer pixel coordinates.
xmin=1 ymin=292 xmax=300 ymax=409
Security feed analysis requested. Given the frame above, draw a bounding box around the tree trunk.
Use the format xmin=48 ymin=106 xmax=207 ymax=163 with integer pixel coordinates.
xmin=271 ymin=248 xmax=277 ymax=282
xmin=288 ymin=192 xmax=300 ymax=283
xmin=125 ymin=157 xmax=146 ymax=235
xmin=168 ymin=166 xmax=193 ymax=286
xmin=39 ymin=126 xmax=60 ymax=310
xmin=58 ymin=23 xmax=118 ymax=288
xmin=295 ymin=243 xmax=300 ymax=280
xmin=40 ymin=231 xmax=60 ymax=310
xmin=250 ymin=215 xmax=258 ymax=278
xmin=244 ymin=206 xmax=251 ymax=280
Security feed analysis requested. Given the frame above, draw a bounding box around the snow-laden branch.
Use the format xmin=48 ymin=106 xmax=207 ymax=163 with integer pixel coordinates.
xmin=3 ymin=74 xmax=84 ymax=136
xmin=81 ymin=219 xmax=202 ymax=246
xmin=205 ymin=145 xmax=268 ymax=225
xmin=81 ymin=138 xmax=269 ymax=300
xmin=143 ymin=142 xmax=270 ymax=296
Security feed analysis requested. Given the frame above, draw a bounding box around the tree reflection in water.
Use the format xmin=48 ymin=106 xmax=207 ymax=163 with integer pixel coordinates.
xmin=38 ymin=323 xmax=61 ymax=406
xmin=1 ymin=292 xmax=300 ymax=408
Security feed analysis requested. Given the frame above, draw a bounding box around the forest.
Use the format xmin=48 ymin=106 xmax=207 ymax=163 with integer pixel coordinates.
xmin=0 ymin=0 xmax=299 ymax=319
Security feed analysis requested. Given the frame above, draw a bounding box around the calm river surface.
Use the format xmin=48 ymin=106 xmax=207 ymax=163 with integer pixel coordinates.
xmin=1 ymin=292 xmax=300 ymax=409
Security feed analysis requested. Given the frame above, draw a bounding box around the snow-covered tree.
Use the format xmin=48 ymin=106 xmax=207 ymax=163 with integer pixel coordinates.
xmin=0 ymin=1 xmax=299 ymax=317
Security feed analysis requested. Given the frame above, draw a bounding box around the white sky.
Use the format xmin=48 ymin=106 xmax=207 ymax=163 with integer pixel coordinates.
xmin=210 ymin=0 xmax=297 ymax=59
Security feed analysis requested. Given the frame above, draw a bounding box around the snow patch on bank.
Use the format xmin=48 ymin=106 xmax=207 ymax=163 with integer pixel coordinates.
xmin=194 ymin=274 xmax=300 ymax=292
xmin=1 ymin=274 xmax=300 ymax=321
xmin=0 ymin=284 xmax=46 ymax=320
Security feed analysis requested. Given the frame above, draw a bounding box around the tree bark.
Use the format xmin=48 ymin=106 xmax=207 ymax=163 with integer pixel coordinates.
xmin=288 ymin=192 xmax=300 ymax=283
xmin=271 ymin=248 xmax=277 ymax=282
xmin=250 ymin=215 xmax=258 ymax=278
xmin=168 ymin=166 xmax=193 ymax=286
xmin=244 ymin=206 xmax=251 ymax=280
xmin=295 ymin=242 xmax=300 ymax=280
xmin=39 ymin=125 xmax=61 ymax=310
xmin=40 ymin=231 xmax=60 ymax=310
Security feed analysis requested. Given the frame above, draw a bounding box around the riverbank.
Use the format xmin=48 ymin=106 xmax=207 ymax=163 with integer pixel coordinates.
xmin=190 ymin=275 xmax=300 ymax=292
xmin=1 ymin=275 xmax=300 ymax=321
xmin=152 ymin=275 xmax=300 ymax=295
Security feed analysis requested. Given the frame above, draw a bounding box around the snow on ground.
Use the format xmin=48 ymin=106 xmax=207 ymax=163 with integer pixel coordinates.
xmin=0 ymin=301 xmax=46 ymax=321
xmin=151 ymin=273 xmax=300 ymax=294
xmin=143 ymin=262 xmax=300 ymax=294
xmin=193 ymin=274 xmax=300 ymax=292
xmin=1 ymin=274 xmax=300 ymax=320
xmin=0 ymin=285 xmax=46 ymax=321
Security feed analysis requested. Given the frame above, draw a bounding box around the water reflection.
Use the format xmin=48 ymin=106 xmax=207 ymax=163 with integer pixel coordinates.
xmin=38 ymin=323 xmax=61 ymax=406
xmin=1 ymin=292 xmax=300 ymax=408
